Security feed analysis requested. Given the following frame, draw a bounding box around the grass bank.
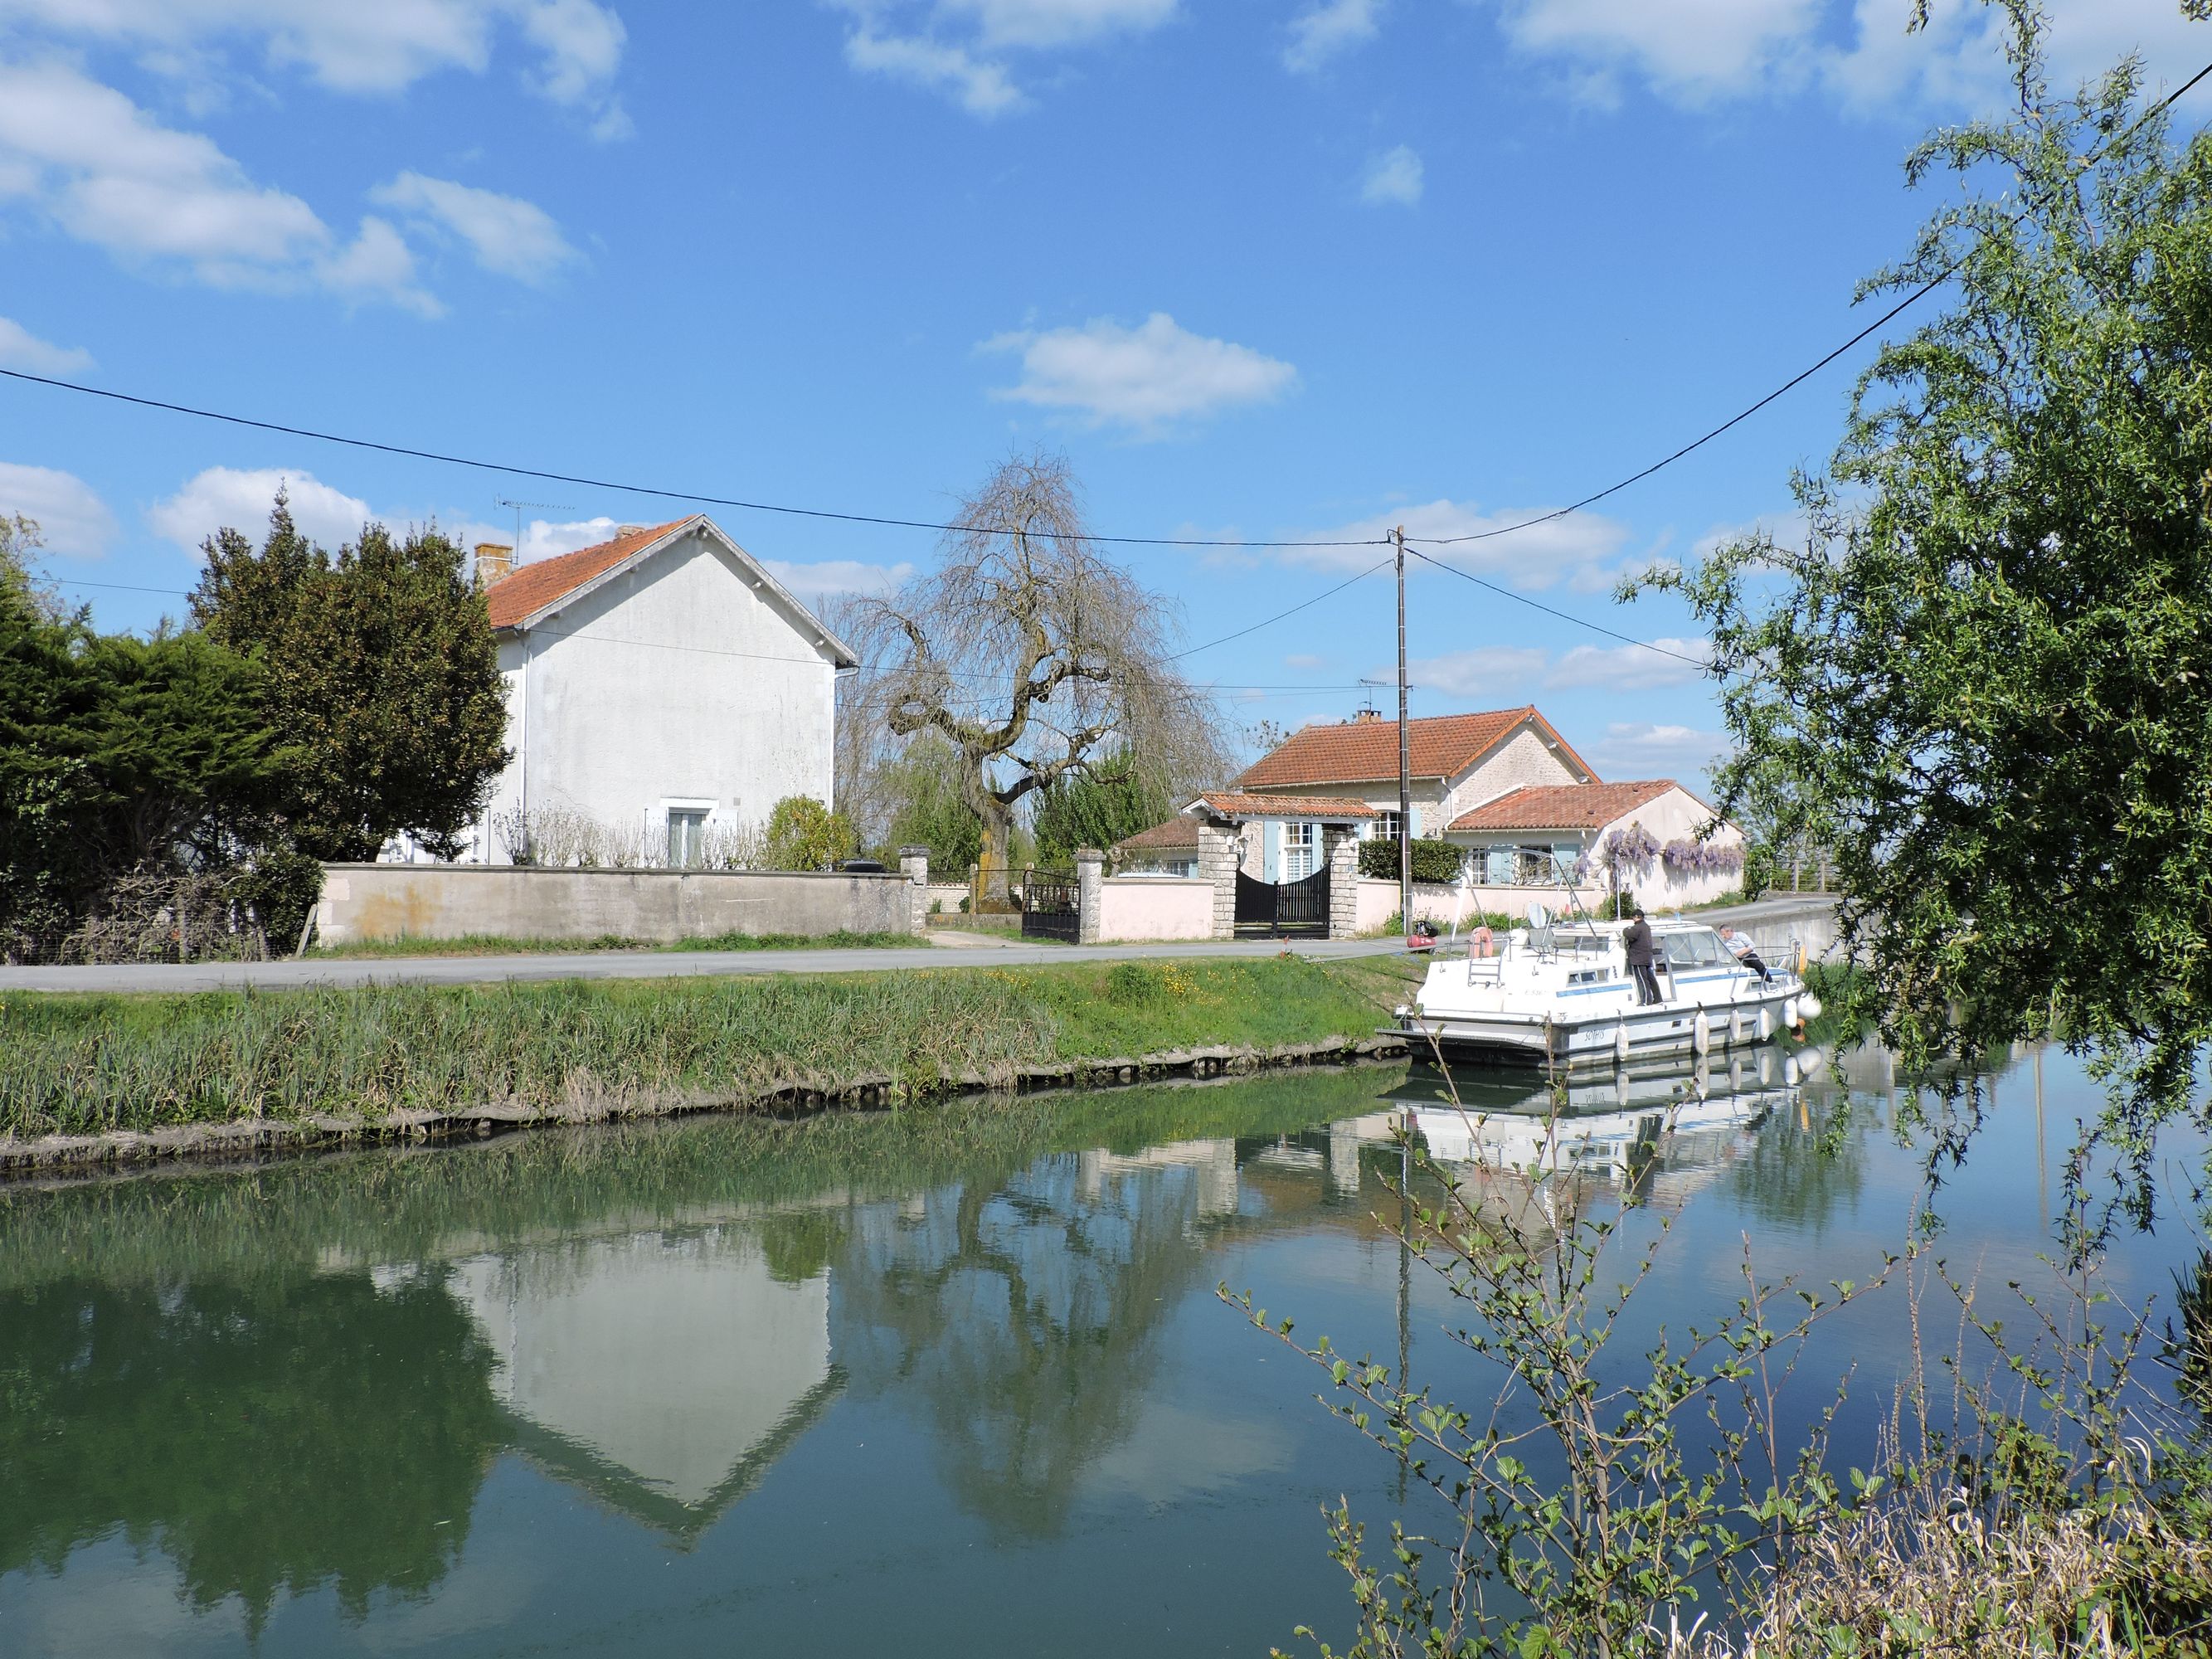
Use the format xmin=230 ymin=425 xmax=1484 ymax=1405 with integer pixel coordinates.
xmin=0 ymin=953 xmax=1420 ymax=1162
xmin=304 ymin=928 xmax=923 ymax=959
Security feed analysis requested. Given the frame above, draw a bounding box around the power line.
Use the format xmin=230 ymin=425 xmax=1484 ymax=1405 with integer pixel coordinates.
xmin=0 ymin=366 xmax=1386 ymax=553
xmin=1165 ymin=556 xmax=1393 ymax=660
xmin=1409 ymin=54 xmax=2212 ymax=555
xmin=41 ymin=576 xmax=1372 ymax=693
xmin=1403 ymin=547 xmax=1709 ymax=665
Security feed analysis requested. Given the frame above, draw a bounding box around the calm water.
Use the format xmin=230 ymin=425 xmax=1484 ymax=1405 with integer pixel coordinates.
xmin=2 ymin=1046 xmax=2202 ymax=1657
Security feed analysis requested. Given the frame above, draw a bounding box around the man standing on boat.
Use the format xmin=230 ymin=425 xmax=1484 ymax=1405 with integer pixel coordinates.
xmin=1624 ymin=906 xmax=1660 ymax=1005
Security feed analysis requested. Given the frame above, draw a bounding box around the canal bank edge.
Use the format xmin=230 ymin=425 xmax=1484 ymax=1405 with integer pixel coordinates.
xmin=0 ymin=955 xmax=1425 ymax=1177
xmin=0 ymin=1036 xmax=1409 ymax=1176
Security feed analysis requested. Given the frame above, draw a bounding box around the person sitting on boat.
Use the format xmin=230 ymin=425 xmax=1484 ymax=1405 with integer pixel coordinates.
xmin=1719 ymin=924 xmax=1772 ymax=984
xmin=1623 ymin=906 xmax=1660 ymax=1005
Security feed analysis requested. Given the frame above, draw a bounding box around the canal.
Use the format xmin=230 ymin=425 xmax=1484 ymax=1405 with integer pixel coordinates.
xmin=1 ymin=1044 xmax=2200 ymax=1656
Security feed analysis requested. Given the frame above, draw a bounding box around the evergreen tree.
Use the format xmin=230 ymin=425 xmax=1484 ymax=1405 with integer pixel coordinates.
xmin=192 ymin=497 xmax=509 ymax=861
xmin=1031 ymin=756 xmax=1171 ymax=866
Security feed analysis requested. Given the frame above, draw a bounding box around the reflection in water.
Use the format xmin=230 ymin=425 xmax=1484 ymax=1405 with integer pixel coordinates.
xmin=450 ymin=1228 xmax=842 ymax=1539
xmin=0 ymin=1058 xmax=1831 ymax=1649
xmin=0 ymin=1271 xmax=500 ymax=1632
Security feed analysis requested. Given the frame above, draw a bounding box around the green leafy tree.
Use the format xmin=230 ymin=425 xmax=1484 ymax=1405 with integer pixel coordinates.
xmin=763 ymin=794 xmax=858 ymax=871
xmin=1636 ymin=7 xmax=2212 ymax=1225
xmin=875 ymin=729 xmax=985 ymax=870
xmin=193 ymin=495 xmax=509 ymax=861
xmin=1 ymin=533 xmax=285 ymax=954
xmin=1030 ymin=752 xmax=1170 ymax=865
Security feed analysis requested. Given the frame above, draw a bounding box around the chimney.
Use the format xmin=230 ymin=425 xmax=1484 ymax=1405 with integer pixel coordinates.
xmin=1352 ymin=708 xmax=1381 ymax=723
xmin=615 ymin=523 xmax=649 ymax=538
xmin=474 ymin=542 xmax=514 ymax=588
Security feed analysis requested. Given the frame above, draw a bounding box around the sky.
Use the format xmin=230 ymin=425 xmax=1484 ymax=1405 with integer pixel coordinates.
xmin=2 ymin=0 xmax=2209 ymax=791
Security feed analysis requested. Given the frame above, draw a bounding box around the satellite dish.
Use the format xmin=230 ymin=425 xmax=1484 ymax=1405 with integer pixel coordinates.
xmin=1525 ymin=901 xmax=1551 ymax=930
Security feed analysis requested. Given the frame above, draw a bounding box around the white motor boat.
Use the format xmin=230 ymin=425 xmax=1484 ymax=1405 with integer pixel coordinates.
xmin=1389 ymin=904 xmax=1821 ymax=1067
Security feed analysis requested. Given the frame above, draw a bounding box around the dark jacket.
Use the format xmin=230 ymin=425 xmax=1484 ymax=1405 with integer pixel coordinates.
xmin=1622 ymin=918 xmax=1654 ymax=967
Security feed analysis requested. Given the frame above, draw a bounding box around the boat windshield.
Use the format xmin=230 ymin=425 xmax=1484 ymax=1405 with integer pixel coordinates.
xmin=1660 ymin=930 xmax=1729 ymax=968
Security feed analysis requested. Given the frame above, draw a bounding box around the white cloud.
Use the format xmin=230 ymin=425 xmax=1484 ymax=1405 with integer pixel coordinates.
xmin=1287 ymin=498 xmax=1631 ymax=581
xmin=1406 ymin=645 xmax=1551 ymax=698
xmin=1283 ymin=652 xmax=1326 ymax=670
xmin=1584 ymin=720 xmax=1728 ymax=782
xmin=148 ymin=466 xmax=376 ymax=554
xmin=843 ymin=27 xmax=1025 ymax=115
xmin=983 ymin=312 xmax=1297 ymax=433
xmin=939 ymin=0 xmax=1176 ymax=48
xmin=765 ymin=557 xmax=915 ymax=596
xmin=1285 ymin=0 xmax=1382 ymax=73
xmin=1492 ymin=0 xmax=1821 ymax=105
xmin=0 ymin=61 xmax=435 ymax=310
xmin=0 ymin=461 xmax=119 ymax=557
xmin=0 ymin=315 xmax=93 ymax=374
xmin=1405 ymin=635 xmax=1709 ymax=698
xmin=1545 ymin=636 xmax=1711 ymax=690
xmin=827 ymin=0 xmax=1178 ymax=113
xmin=0 ymin=0 xmax=629 ymax=130
xmin=1488 ymin=0 xmax=2212 ymax=114
xmin=371 ymin=171 xmax=577 ymax=283
xmin=1361 ymin=144 xmax=1423 ymax=206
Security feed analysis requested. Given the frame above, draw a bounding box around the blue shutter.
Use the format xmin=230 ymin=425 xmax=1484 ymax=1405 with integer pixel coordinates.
xmin=1262 ymin=821 xmax=1281 ymax=882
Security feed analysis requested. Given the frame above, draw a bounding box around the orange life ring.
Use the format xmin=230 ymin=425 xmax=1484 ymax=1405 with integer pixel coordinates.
xmin=1471 ymin=924 xmax=1494 ymax=958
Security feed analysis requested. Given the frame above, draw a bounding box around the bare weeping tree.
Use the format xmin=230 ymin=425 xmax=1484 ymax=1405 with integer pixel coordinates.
xmin=844 ymin=453 xmax=1229 ymax=906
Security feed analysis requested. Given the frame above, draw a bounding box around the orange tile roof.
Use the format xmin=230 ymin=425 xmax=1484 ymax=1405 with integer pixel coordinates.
xmin=1191 ymin=791 xmax=1379 ymax=820
xmin=484 ymin=518 xmax=695 ymax=630
xmin=1447 ymin=780 xmax=1678 ymax=833
xmin=1235 ymin=707 xmax=1596 ymax=788
xmin=1115 ymin=817 xmax=1199 ymax=852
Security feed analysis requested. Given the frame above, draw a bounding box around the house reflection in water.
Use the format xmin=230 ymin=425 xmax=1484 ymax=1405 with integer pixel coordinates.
xmin=447 ymin=1227 xmax=842 ymax=1540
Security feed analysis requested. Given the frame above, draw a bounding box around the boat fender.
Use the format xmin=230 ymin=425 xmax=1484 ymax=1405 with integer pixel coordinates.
xmin=1797 ymin=991 xmax=1824 ymax=1021
xmin=1782 ymin=996 xmax=1798 ymax=1028
xmin=1729 ymin=1009 xmax=1748 ymax=1045
xmin=1471 ymin=924 xmax=1493 ymax=959
xmin=1692 ymin=1010 xmax=1711 ymax=1055
xmin=1614 ymin=1023 xmax=1631 ymax=1065
xmin=1757 ymin=1007 xmax=1775 ymax=1043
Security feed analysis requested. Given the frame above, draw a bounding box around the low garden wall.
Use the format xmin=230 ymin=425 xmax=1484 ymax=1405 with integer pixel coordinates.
xmin=315 ymin=864 xmax=916 ymax=945
xmin=1093 ymin=877 xmax=1213 ymax=943
xmin=1352 ymin=878 xmax=1612 ymax=935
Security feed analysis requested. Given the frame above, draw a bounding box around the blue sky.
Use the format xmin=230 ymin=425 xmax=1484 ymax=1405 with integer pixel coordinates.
xmin=3 ymin=0 xmax=2208 ymax=786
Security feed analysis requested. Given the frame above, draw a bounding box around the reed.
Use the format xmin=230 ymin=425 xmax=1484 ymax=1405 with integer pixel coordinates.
xmin=0 ymin=956 xmax=1387 ymax=1139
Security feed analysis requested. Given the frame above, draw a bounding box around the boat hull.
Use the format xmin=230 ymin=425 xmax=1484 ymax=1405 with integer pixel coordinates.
xmin=1390 ymin=985 xmax=1802 ymax=1068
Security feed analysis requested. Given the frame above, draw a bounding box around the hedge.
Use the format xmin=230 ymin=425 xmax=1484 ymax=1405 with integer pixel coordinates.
xmin=1356 ymin=836 xmax=1468 ymax=883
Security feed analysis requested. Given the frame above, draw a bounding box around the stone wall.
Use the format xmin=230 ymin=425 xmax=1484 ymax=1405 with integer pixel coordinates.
xmin=316 ymin=863 xmax=916 ymax=945
xmin=1197 ymin=821 xmax=1239 ymax=941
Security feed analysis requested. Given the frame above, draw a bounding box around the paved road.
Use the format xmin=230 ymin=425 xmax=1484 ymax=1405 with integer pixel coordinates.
xmin=0 ymin=934 xmax=1406 ymax=995
xmin=0 ymin=894 xmax=1835 ymax=995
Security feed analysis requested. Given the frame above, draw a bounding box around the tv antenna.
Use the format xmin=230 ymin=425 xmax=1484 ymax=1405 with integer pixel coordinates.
xmin=495 ymin=496 xmax=571 ymax=558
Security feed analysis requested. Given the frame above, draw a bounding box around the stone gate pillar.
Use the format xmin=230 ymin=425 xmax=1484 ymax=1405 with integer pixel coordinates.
xmin=1324 ymin=825 xmax=1361 ymax=940
xmin=897 ymin=845 xmax=930 ymax=933
xmin=1197 ymin=820 xmax=1238 ymax=941
xmin=1076 ymin=849 xmax=1106 ymax=945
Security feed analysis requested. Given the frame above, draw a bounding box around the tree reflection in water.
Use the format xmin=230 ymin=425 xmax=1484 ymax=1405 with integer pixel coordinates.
xmin=831 ymin=1154 xmax=1215 ymax=1537
xmin=0 ymin=1269 xmax=501 ymax=1632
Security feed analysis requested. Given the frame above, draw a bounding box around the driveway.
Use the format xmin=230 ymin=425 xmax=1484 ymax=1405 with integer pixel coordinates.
xmin=0 ymin=935 xmax=1405 ymax=995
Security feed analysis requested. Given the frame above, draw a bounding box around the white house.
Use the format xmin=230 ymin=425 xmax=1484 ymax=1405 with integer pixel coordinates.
xmin=469 ymin=515 xmax=858 ymax=865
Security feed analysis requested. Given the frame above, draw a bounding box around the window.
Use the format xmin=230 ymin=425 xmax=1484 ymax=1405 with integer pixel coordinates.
xmin=1283 ymin=821 xmax=1316 ymax=881
xmin=1375 ymin=810 xmax=1403 ymax=844
xmin=667 ymin=809 xmax=707 ymax=868
xmin=1661 ymin=930 xmax=1728 ymax=969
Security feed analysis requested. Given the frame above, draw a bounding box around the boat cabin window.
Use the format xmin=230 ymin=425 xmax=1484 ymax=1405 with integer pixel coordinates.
xmin=1660 ymin=930 xmax=1728 ymax=969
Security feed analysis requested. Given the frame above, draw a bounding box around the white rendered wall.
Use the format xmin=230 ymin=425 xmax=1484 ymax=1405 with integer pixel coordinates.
xmin=475 ymin=528 xmax=840 ymax=862
xmin=1440 ymin=727 xmax=1586 ymax=823
xmin=1602 ymin=787 xmax=1748 ymax=909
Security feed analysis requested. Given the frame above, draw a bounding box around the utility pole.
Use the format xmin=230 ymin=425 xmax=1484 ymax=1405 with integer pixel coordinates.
xmin=1394 ymin=525 xmax=1412 ymax=940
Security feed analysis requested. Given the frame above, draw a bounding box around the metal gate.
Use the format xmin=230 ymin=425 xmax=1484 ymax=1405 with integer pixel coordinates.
xmin=1233 ymin=868 xmax=1330 ymax=939
xmin=1021 ymin=870 xmax=1081 ymax=941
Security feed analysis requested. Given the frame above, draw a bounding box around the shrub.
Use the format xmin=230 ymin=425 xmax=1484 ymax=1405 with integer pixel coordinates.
xmin=1357 ymin=837 xmax=1466 ymax=883
xmin=763 ymin=796 xmax=857 ymax=873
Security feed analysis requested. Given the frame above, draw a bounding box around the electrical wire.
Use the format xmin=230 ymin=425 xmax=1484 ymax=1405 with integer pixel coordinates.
xmin=1403 ymin=547 xmax=1709 ymax=665
xmin=1408 ymin=54 xmax=2212 ymax=554
xmin=0 ymin=366 xmax=1386 ymax=553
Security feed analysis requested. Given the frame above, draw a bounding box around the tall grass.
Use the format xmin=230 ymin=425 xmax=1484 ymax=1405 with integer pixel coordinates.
xmin=0 ymin=956 xmax=1388 ymax=1138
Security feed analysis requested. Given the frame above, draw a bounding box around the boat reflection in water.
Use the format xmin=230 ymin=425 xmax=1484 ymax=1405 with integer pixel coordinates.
xmin=1359 ymin=1047 xmax=1821 ymax=1224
